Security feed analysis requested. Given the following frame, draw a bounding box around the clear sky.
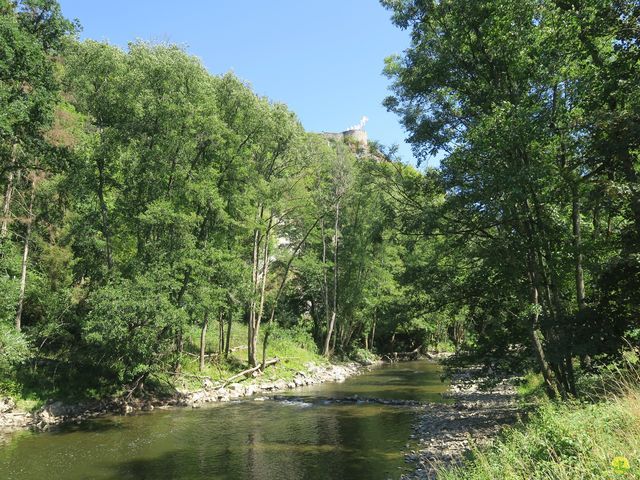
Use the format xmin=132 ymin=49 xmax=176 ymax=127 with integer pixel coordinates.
xmin=56 ymin=0 xmax=429 ymax=166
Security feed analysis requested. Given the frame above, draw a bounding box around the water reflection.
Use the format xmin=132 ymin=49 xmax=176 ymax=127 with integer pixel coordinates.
xmin=0 ymin=361 xmax=448 ymax=480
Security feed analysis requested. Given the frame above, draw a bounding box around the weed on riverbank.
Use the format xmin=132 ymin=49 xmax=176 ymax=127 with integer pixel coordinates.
xmin=439 ymin=369 xmax=640 ymax=480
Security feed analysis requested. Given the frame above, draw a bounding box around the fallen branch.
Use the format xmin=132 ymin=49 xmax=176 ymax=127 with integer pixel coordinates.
xmin=223 ymin=357 xmax=279 ymax=385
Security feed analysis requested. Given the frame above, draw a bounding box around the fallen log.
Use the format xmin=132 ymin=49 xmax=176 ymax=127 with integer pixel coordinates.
xmin=222 ymin=357 xmax=279 ymax=385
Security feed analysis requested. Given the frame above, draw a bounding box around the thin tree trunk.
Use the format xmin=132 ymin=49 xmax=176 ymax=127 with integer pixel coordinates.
xmin=323 ymin=200 xmax=340 ymax=356
xmin=248 ymin=208 xmax=262 ymax=366
xmin=16 ymin=174 xmax=36 ymax=331
xmin=1 ymin=176 xmax=14 ymax=239
xmin=572 ymin=184 xmax=586 ymax=310
xmin=218 ymin=312 xmax=225 ymax=354
xmin=1 ymin=144 xmax=18 ymax=240
xmin=527 ymin=268 xmax=558 ymax=399
xmin=199 ymin=312 xmax=209 ymax=372
xmin=96 ymin=158 xmax=113 ymax=271
xmin=321 ymin=218 xmax=330 ymax=347
xmin=572 ymin=183 xmax=590 ymax=373
xmin=370 ymin=313 xmax=376 ymax=351
xmin=225 ymin=305 xmax=232 ymax=357
xmin=262 ymin=215 xmax=323 ymax=368
xmin=252 ymin=215 xmax=272 ymax=367
xmin=174 ymin=331 xmax=184 ymax=374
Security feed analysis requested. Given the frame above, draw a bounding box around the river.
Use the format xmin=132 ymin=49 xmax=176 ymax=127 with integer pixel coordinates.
xmin=0 ymin=361 xmax=448 ymax=480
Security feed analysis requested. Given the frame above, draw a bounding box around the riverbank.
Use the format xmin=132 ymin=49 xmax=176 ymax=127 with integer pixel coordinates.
xmin=401 ymin=367 xmax=521 ymax=480
xmin=0 ymin=360 xmax=368 ymax=434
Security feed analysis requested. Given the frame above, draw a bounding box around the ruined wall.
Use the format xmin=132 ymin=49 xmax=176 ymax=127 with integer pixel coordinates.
xmin=322 ymin=129 xmax=368 ymax=148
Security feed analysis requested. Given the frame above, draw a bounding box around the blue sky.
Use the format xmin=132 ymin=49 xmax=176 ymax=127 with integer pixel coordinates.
xmin=57 ymin=0 xmax=432 ymax=166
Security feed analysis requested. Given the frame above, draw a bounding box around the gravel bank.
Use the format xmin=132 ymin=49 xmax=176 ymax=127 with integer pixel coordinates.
xmin=401 ymin=367 xmax=521 ymax=479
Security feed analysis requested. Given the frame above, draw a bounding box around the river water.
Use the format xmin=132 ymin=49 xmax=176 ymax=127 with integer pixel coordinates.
xmin=0 ymin=361 xmax=448 ymax=480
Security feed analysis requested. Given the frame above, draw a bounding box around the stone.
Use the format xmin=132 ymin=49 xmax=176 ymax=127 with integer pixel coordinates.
xmin=0 ymin=397 xmax=16 ymax=414
xmin=202 ymin=378 xmax=215 ymax=390
xmin=216 ymin=388 xmax=228 ymax=399
xmin=227 ymin=383 xmax=245 ymax=394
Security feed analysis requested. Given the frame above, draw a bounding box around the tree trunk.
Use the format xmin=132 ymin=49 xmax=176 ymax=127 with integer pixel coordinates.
xmin=323 ymin=200 xmax=340 ymax=356
xmin=16 ymin=174 xmax=36 ymax=331
xmin=370 ymin=315 xmax=376 ymax=352
xmin=1 ymin=144 xmax=18 ymax=240
xmin=225 ymin=306 xmax=232 ymax=357
xmin=96 ymin=157 xmax=113 ymax=271
xmin=253 ymin=216 xmax=272 ymax=365
xmin=571 ymin=183 xmax=586 ymax=311
xmin=199 ymin=312 xmax=209 ymax=372
xmin=527 ymin=269 xmax=558 ymax=399
xmin=248 ymin=209 xmax=262 ymax=366
xmin=261 ymin=215 xmax=322 ymax=369
xmin=320 ymin=218 xmax=330 ymax=348
xmin=218 ymin=312 xmax=225 ymax=354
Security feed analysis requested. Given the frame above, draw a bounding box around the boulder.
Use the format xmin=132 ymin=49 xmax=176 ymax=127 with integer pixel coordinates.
xmin=202 ymin=378 xmax=215 ymax=390
xmin=0 ymin=397 xmax=16 ymax=414
xmin=227 ymin=383 xmax=245 ymax=395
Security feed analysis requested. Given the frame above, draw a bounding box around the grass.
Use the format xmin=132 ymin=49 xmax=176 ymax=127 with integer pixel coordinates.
xmin=439 ymin=366 xmax=640 ymax=480
xmin=2 ymin=322 xmax=330 ymax=409
xmin=176 ymin=322 xmax=328 ymax=390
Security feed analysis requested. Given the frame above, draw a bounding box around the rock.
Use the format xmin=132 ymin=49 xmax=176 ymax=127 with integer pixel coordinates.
xmin=202 ymin=378 xmax=215 ymax=390
xmin=46 ymin=401 xmax=68 ymax=417
xmin=190 ymin=391 xmax=207 ymax=404
xmin=227 ymin=383 xmax=245 ymax=397
xmin=0 ymin=397 xmax=16 ymax=414
xmin=216 ymin=388 xmax=228 ymax=399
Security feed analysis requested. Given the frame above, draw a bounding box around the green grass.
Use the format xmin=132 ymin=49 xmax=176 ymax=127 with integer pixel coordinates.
xmin=177 ymin=322 xmax=328 ymax=390
xmin=2 ymin=322 xmax=330 ymax=408
xmin=516 ymin=371 xmax=547 ymax=401
xmin=440 ymin=378 xmax=640 ymax=479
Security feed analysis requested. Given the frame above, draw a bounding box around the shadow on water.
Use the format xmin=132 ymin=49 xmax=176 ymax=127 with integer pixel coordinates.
xmin=0 ymin=361 xmax=447 ymax=480
xmin=107 ymin=405 xmax=412 ymax=480
xmin=46 ymin=417 xmax=131 ymax=435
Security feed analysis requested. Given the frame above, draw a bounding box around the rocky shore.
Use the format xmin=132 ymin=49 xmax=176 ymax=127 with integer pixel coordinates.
xmin=0 ymin=361 xmax=364 ymax=434
xmin=401 ymin=367 xmax=521 ymax=480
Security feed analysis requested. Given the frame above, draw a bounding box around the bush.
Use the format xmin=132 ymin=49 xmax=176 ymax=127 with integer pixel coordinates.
xmin=82 ymin=276 xmax=187 ymax=385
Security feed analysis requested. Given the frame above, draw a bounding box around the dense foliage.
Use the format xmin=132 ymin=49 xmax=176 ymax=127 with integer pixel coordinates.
xmin=1 ymin=0 xmax=637 ymax=403
xmin=381 ymin=0 xmax=640 ymax=397
xmin=0 ymin=0 xmax=449 ymax=398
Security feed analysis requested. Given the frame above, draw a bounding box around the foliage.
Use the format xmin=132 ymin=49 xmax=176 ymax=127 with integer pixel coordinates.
xmin=381 ymin=0 xmax=640 ymax=398
xmin=440 ymin=387 xmax=640 ymax=479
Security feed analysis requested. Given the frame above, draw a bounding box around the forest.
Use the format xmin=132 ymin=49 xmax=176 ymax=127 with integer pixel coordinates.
xmin=1 ymin=0 xmax=639 ymax=478
xmin=1 ymin=0 xmax=639 ymax=404
xmin=0 ymin=0 xmax=453 ymax=401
